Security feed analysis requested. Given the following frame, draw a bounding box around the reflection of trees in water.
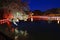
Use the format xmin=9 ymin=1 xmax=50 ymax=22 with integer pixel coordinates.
xmin=15 ymin=29 xmax=29 ymax=40
xmin=0 ymin=21 xmax=32 ymax=40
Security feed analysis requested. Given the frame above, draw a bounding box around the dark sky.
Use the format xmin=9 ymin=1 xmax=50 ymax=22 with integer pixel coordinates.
xmin=29 ymin=0 xmax=60 ymax=11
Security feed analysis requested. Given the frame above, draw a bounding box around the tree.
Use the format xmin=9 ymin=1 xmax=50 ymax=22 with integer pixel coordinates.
xmin=0 ymin=0 xmax=30 ymax=19
xmin=44 ymin=8 xmax=60 ymax=15
xmin=32 ymin=10 xmax=42 ymax=15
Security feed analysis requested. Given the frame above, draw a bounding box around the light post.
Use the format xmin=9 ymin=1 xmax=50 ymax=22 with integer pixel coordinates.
xmin=30 ymin=13 xmax=34 ymax=22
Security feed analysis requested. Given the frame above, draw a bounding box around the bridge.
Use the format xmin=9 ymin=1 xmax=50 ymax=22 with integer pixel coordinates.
xmin=0 ymin=16 xmax=60 ymax=24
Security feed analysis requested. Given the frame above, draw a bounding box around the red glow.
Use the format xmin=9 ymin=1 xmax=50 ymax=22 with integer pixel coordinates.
xmin=0 ymin=19 xmax=11 ymax=29
xmin=3 ymin=12 xmax=14 ymax=19
xmin=6 ymin=21 xmax=11 ymax=28
xmin=0 ymin=15 xmax=60 ymax=25
xmin=28 ymin=16 xmax=48 ymax=20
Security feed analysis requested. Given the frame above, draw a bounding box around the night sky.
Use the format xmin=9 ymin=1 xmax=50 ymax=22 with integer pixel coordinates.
xmin=29 ymin=0 xmax=60 ymax=11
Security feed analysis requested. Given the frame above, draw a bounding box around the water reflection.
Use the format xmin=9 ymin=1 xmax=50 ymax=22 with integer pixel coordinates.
xmin=0 ymin=20 xmax=60 ymax=40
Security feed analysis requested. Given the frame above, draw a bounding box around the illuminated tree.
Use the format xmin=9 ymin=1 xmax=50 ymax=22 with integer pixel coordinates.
xmin=0 ymin=0 xmax=30 ymax=39
xmin=0 ymin=0 xmax=29 ymax=20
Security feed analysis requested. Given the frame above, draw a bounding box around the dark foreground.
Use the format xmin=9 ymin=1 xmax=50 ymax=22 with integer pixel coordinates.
xmin=0 ymin=20 xmax=60 ymax=40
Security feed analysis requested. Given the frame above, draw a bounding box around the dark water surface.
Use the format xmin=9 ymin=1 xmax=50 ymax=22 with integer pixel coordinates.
xmin=0 ymin=20 xmax=60 ymax=40
xmin=13 ymin=20 xmax=60 ymax=40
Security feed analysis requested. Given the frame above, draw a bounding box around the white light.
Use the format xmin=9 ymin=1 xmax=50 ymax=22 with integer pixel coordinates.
xmin=31 ymin=17 xmax=33 ymax=22
xmin=13 ymin=22 xmax=18 ymax=26
xmin=56 ymin=18 xmax=59 ymax=24
xmin=57 ymin=20 xmax=59 ymax=24
xmin=16 ymin=19 xmax=19 ymax=22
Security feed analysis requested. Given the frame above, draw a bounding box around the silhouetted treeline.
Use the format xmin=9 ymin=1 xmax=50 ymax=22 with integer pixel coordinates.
xmin=32 ymin=8 xmax=60 ymax=15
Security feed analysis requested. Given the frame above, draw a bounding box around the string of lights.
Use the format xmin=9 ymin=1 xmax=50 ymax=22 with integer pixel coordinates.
xmin=0 ymin=16 xmax=60 ymax=25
